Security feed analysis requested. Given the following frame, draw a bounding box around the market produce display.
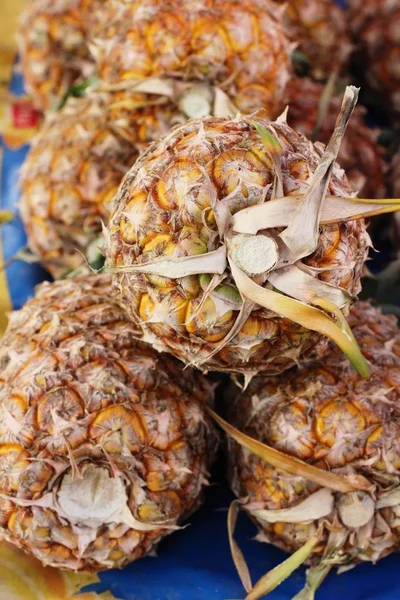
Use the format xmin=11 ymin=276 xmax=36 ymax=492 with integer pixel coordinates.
xmin=106 ymin=107 xmax=377 ymax=377
xmin=92 ymin=0 xmax=292 ymax=117
xmin=19 ymin=0 xmax=104 ymax=111
xmin=348 ymin=0 xmax=400 ymax=116
xmin=272 ymin=0 xmax=352 ymax=78
xmin=1 ymin=1 xmax=400 ymax=599
xmin=19 ymin=93 xmax=174 ymax=277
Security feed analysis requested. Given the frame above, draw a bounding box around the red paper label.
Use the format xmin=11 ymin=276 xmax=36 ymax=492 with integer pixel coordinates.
xmin=11 ymin=100 xmax=40 ymax=129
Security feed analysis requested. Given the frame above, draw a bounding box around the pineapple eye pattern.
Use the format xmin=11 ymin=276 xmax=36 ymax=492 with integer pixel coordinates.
xmin=0 ymin=275 xmax=217 ymax=571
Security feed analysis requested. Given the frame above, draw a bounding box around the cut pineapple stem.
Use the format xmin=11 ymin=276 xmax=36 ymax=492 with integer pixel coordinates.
xmin=245 ymin=534 xmax=321 ymax=600
xmin=207 ymin=408 xmax=374 ymax=493
xmin=230 ymin=234 xmax=278 ymax=276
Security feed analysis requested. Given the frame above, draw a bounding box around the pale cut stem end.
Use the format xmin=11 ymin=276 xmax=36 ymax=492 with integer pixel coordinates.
xmin=231 ymin=235 xmax=278 ymax=276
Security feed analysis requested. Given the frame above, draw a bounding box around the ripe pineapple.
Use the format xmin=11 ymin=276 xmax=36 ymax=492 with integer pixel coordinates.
xmin=348 ymin=0 xmax=400 ymax=115
xmin=224 ymin=301 xmax=400 ymax=598
xmin=106 ymin=88 xmax=400 ymax=378
xmin=0 ymin=274 xmax=217 ymax=571
xmin=19 ymin=0 xmax=104 ymax=111
xmin=91 ymin=0 xmax=292 ymax=117
xmin=285 ymin=77 xmax=386 ymax=198
xmin=20 ymin=93 xmax=176 ymax=278
xmin=272 ymin=0 xmax=352 ymax=78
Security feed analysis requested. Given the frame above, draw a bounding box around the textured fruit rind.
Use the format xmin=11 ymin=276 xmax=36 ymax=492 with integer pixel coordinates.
xmin=106 ymin=115 xmax=369 ymax=375
xmin=0 ymin=274 xmax=217 ymax=571
xmin=228 ymin=302 xmax=400 ymax=565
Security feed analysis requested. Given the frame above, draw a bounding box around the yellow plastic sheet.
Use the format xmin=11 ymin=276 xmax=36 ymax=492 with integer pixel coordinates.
xmin=0 ymin=542 xmax=120 ymax=600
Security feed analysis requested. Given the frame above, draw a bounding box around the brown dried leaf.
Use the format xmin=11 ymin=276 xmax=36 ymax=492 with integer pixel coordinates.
xmin=232 ymin=195 xmax=400 ymax=234
xmin=279 ymin=86 xmax=359 ymax=258
xmin=229 ymin=259 xmax=370 ymax=379
xmin=228 ymin=501 xmax=253 ymax=593
xmin=208 ymin=408 xmax=373 ymax=493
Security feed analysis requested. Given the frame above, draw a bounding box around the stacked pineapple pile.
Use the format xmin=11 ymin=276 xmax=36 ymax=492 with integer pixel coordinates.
xmin=1 ymin=0 xmax=400 ymax=597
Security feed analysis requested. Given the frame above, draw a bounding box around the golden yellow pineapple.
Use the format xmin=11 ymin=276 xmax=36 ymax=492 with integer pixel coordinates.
xmin=272 ymin=0 xmax=352 ymax=78
xmin=285 ymin=77 xmax=386 ymax=198
xmin=348 ymin=0 xmax=400 ymax=116
xmin=92 ymin=0 xmax=292 ymax=117
xmin=222 ymin=301 xmax=400 ymax=598
xmin=0 ymin=274 xmax=217 ymax=571
xmin=106 ymin=87 xmax=400 ymax=377
xmin=19 ymin=0 xmax=105 ymax=111
xmin=19 ymin=93 xmax=176 ymax=277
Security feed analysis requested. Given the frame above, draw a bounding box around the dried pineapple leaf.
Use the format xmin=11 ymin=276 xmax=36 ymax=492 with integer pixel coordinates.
xmin=213 ymin=87 xmax=238 ymax=117
xmin=194 ymin=298 xmax=254 ymax=366
xmin=279 ymin=86 xmax=359 ymax=258
xmin=245 ymin=533 xmax=321 ymax=600
xmin=249 ymin=489 xmax=334 ymax=524
xmin=268 ymin=266 xmax=353 ymax=311
xmin=98 ymin=77 xmax=176 ymax=97
xmin=228 ymin=500 xmax=253 ymax=593
xmin=186 ymin=273 xmax=226 ymax=324
xmin=311 ymin=296 xmax=370 ymax=379
xmin=232 ymin=195 xmax=400 ymax=234
xmin=110 ymin=245 xmax=227 ymax=278
xmin=229 ymin=259 xmax=370 ymax=379
xmin=376 ymin=486 xmax=400 ymax=509
xmin=208 ymin=408 xmax=373 ymax=493
xmin=180 ymin=83 xmax=213 ymax=118
xmin=252 ymin=122 xmax=284 ymax=198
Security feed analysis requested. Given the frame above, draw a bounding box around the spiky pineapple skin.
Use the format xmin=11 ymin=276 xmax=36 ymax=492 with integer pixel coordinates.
xmin=273 ymin=0 xmax=352 ymax=78
xmin=19 ymin=0 xmax=104 ymax=111
xmin=285 ymin=78 xmax=386 ymax=198
xmin=92 ymin=0 xmax=292 ymax=116
xmin=348 ymin=0 xmax=400 ymax=115
xmin=106 ymin=115 xmax=369 ymax=375
xmin=20 ymin=94 xmax=175 ymax=277
xmin=0 ymin=274 xmax=217 ymax=571
xmin=228 ymin=302 xmax=400 ymax=565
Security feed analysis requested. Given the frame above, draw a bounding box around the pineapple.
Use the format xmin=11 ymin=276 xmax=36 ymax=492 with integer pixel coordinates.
xmin=20 ymin=93 xmax=176 ymax=278
xmin=0 ymin=273 xmax=217 ymax=571
xmin=223 ymin=301 xmax=400 ymax=598
xmin=348 ymin=0 xmax=400 ymax=116
xmin=106 ymin=87 xmax=400 ymax=378
xmin=19 ymin=0 xmax=104 ymax=111
xmin=91 ymin=0 xmax=292 ymax=117
xmin=285 ymin=77 xmax=386 ymax=198
xmin=272 ymin=0 xmax=352 ymax=79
